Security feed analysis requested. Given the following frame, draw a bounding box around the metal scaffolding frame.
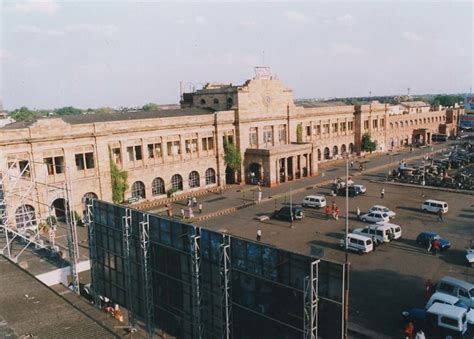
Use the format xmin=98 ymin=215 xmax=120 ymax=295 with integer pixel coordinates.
xmin=122 ymin=208 xmax=136 ymax=330
xmin=219 ymin=234 xmax=232 ymax=339
xmin=140 ymin=213 xmax=154 ymax=338
xmin=190 ymin=227 xmax=203 ymax=339
xmin=304 ymin=259 xmax=320 ymax=339
xmin=0 ymin=157 xmax=79 ymax=294
xmin=86 ymin=200 xmax=100 ymax=306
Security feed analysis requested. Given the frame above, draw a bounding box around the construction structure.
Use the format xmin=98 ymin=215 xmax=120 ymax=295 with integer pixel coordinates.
xmin=0 ymin=157 xmax=80 ymax=293
xmin=88 ymin=199 xmax=346 ymax=338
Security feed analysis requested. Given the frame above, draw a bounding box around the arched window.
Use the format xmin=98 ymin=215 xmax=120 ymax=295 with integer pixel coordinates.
xmin=324 ymin=147 xmax=330 ymax=160
xmin=205 ymin=168 xmax=216 ymax=185
xmin=171 ymin=174 xmax=183 ymax=191
xmin=395 ymin=122 xmax=399 ymax=128
xmin=200 ymin=99 xmax=206 ymax=105
xmin=213 ymin=98 xmax=219 ymax=105
xmin=341 ymin=144 xmax=347 ymax=154
xmin=405 ymin=121 xmax=408 ymax=127
xmin=400 ymin=121 xmax=404 ymax=128
xmin=226 ymin=98 xmax=233 ymax=109
xmin=349 ymin=143 xmax=354 ymax=153
xmin=82 ymin=192 xmax=98 ymax=211
xmin=410 ymin=120 xmax=413 ymax=126
xmin=317 ymin=149 xmax=321 ymax=161
xmin=131 ymin=181 xmax=146 ymax=199
xmin=333 ymin=145 xmax=338 ymax=156
xmin=15 ymin=204 xmax=36 ymax=229
xmin=152 ymin=177 xmax=165 ymax=196
xmin=189 ymin=171 xmax=200 ymax=188
xmin=390 ymin=123 xmax=394 ymax=129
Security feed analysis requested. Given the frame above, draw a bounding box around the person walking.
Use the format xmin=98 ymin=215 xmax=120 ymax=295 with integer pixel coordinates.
xmin=372 ymin=236 xmax=377 ymax=251
xmin=424 ymin=279 xmax=435 ymax=300
xmin=198 ymin=203 xmax=203 ymax=214
xmin=437 ymin=208 xmax=444 ymax=222
xmin=256 ymin=228 xmax=262 ymax=242
xmin=414 ymin=329 xmax=425 ymax=339
xmin=334 ymin=206 xmax=339 ymax=221
xmin=331 ymin=202 xmax=336 ymax=219
xmin=350 ymin=160 xmax=354 ymax=168
xmin=180 ymin=208 xmax=185 ymax=219
xmin=404 ymin=321 xmax=414 ymax=339
xmin=380 ymin=188 xmax=385 ymax=199
xmin=325 ymin=206 xmax=331 ymax=221
xmin=427 ymin=237 xmax=432 ymax=253
xmin=192 ymin=196 xmax=197 ymax=207
xmin=356 ymin=207 xmax=361 ymax=220
xmin=189 ymin=207 xmax=194 ymax=219
xmin=432 ymin=238 xmax=440 ymax=255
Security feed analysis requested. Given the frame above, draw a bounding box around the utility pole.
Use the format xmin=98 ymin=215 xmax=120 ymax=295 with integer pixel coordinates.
xmin=343 ymin=154 xmax=350 ymax=339
xmin=289 ymin=188 xmax=293 ymax=228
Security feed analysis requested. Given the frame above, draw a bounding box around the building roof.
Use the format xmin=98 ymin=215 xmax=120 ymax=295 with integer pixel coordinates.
xmin=1 ymin=108 xmax=214 ymax=129
xmin=400 ymin=101 xmax=430 ymax=107
xmin=0 ymin=258 xmax=118 ymax=338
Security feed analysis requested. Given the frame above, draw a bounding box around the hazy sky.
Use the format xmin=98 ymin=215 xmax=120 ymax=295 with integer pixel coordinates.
xmin=1 ymin=0 xmax=472 ymax=110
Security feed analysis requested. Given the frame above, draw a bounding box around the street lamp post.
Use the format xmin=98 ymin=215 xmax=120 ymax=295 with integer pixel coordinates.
xmin=343 ymin=153 xmax=349 ymax=339
xmin=289 ymin=188 xmax=293 ymax=228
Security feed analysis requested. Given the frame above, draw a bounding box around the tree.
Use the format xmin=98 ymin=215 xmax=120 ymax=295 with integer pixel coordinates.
xmin=361 ymin=133 xmax=377 ymax=153
xmin=11 ymin=106 xmax=36 ymax=122
xmin=223 ymin=139 xmax=241 ymax=172
xmin=95 ymin=107 xmax=114 ymax=114
xmin=431 ymin=95 xmax=464 ymax=108
xmin=55 ymin=106 xmax=82 ymax=116
xmin=142 ymin=103 xmax=160 ymax=111
xmin=296 ymin=123 xmax=303 ymax=144
xmin=109 ymin=148 xmax=129 ymax=203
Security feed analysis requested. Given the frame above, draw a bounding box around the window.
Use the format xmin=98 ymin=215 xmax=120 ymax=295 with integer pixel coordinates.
xmin=438 ymin=282 xmax=455 ymax=294
xmin=75 ymin=152 xmax=95 ymax=170
xmin=167 ymin=141 xmax=181 ymax=156
xmin=223 ymin=135 xmax=234 ymax=145
xmin=189 ymin=171 xmax=200 ymax=188
xmin=380 ymin=119 xmax=385 ymax=128
xmin=226 ymin=98 xmax=233 ymax=109
xmin=373 ymin=120 xmax=378 ymax=129
xmin=263 ymin=127 xmax=273 ymax=145
xmin=315 ymin=125 xmax=321 ymax=135
xmin=126 ymin=146 xmax=142 ymax=161
xmin=171 ymin=174 xmax=183 ymax=191
xmin=458 ymin=289 xmax=469 ymax=298
xmin=340 ymin=122 xmax=346 ymax=132
xmin=185 ymin=139 xmax=198 ymax=154
xmin=323 ymin=124 xmax=330 ymax=134
xmin=364 ymin=120 xmax=369 ymax=130
xmin=112 ymin=147 xmax=121 ymax=165
xmin=213 ymin=98 xmax=219 ymax=105
xmin=200 ymin=99 xmax=206 ymax=105
xmin=306 ymin=126 xmax=311 ymax=136
xmin=147 ymin=143 xmax=162 ymax=159
xmin=134 ymin=146 xmax=142 ymax=160
xmin=348 ymin=121 xmax=354 ymax=131
xmin=440 ymin=316 xmax=458 ymax=327
xmin=131 ymin=181 xmax=145 ymax=199
xmin=202 ymin=137 xmax=214 ymax=151
xmin=18 ymin=160 xmax=30 ymax=177
xmin=151 ymin=177 xmax=165 ymax=196
xmin=331 ymin=123 xmax=338 ymax=133
xmin=44 ymin=156 xmax=64 ymax=175
xmin=249 ymin=128 xmax=257 ymax=146
xmin=205 ymin=168 xmax=216 ymax=185
xmin=278 ymin=125 xmax=286 ymax=142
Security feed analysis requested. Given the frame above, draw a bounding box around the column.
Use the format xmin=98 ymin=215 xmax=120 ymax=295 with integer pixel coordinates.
xmin=291 ymin=156 xmax=296 ymax=181
xmin=283 ymin=157 xmax=288 ymax=183
xmin=275 ymin=159 xmax=280 ymax=184
xmin=297 ymin=155 xmax=302 ymax=179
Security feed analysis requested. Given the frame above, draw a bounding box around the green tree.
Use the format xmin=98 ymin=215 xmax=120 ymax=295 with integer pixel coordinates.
xmin=109 ymin=148 xmax=129 ymax=203
xmin=361 ymin=133 xmax=377 ymax=153
xmin=142 ymin=103 xmax=160 ymax=111
xmin=11 ymin=106 xmax=36 ymax=122
xmin=296 ymin=123 xmax=303 ymax=144
xmin=223 ymin=139 xmax=241 ymax=172
xmin=95 ymin=107 xmax=114 ymax=114
xmin=55 ymin=106 xmax=82 ymax=116
xmin=431 ymin=95 xmax=464 ymax=108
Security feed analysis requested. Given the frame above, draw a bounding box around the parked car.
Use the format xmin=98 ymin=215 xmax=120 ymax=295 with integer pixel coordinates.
xmin=352 ymin=224 xmax=394 ymax=245
xmin=466 ymin=240 xmax=474 ymax=267
xmin=368 ymin=205 xmax=396 ymax=219
xmin=353 ymin=184 xmax=367 ymax=194
xmin=302 ymin=195 xmax=326 ymax=208
xmin=339 ymin=233 xmax=373 ymax=254
xmin=359 ymin=212 xmax=390 ymax=223
xmin=416 ymin=231 xmax=451 ymax=250
xmin=379 ymin=222 xmax=402 ymax=240
xmin=272 ymin=206 xmax=304 ymax=221
xmin=402 ymin=303 xmax=468 ymax=337
xmin=436 ymin=276 xmax=474 ymax=308
xmin=337 ymin=186 xmax=359 ymax=197
xmin=425 ymin=292 xmax=474 ymax=324
xmin=421 ymin=199 xmax=449 ymax=213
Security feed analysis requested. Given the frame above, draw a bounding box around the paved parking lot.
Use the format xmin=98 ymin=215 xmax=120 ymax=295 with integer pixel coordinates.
xmin=195 ymin=172 xmax=474 ymax=336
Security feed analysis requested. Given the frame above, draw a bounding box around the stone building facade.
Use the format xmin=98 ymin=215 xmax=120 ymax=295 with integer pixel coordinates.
xmin=0 ymin=76 xmax=462 ymax=228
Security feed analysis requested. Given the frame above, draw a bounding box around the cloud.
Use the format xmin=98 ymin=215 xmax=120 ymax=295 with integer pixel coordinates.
xmin=194 ymin=16 xmax=208 ymax=25
xmin=240 ymin=20 xmax=257 ymax=28
xmin=22 ymin=57 xmax=44 ymax=67
xmin=330 ymin=43 xmax=368 ymax=56
xmin=12 ymin=0 xmax=60 ymax=15
xmin=403 ymin=31 xmax=422 ymax=42
xmin=325 ymin=14 xmax=353 ymax=26
xmin=0 ymin=49 xmax=14 ymax=60
xmin=66 ymin=24 xmax=119 ymax=36
xmin=14 ymin=24 xmax=65 ymax=35
xmin=284 ymin=10 xmax=308 ymax=23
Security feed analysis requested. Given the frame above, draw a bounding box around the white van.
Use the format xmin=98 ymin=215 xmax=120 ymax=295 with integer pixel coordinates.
xmin=340 ymin=233 xmax=373 ymax=254
xmin=421 ymin=199 xmax=448 ymax=213
xmin=352 ymin=224 xmax=393 ymax=244
xmin=426 ymin=303 xmax=468 ymax=336
xmin=382 ymin=222 xmax=402 ymax=240
xmin=437 ymin=276 xmax=474 ymax=308
xmin=302 ymin=195 xmax=326 ymax=208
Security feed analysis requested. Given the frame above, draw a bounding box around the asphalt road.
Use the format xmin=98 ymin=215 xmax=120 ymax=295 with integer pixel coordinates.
xmin=196 ymin=170 xmax=474 ymax=336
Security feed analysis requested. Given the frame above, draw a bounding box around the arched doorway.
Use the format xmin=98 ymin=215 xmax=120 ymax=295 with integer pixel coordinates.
xmin=324 ymin=147 xmax=330 ymax=160
xmin=333 ymin=145 xmax=338 ymax=157
xmin=225 ymin=166 xmax=235 ymax=185
xmin=341 ymin=144 xmax=346 ymax=155
xmin=248 ymin=163 xmax=262 ymax=184
xmin=349 ymin=143 xmax=354 ymax=154
xmin=15 ymin=204 xmax=36 ymax=229
xmin=52 ymin=198 xmax=67 ymax=221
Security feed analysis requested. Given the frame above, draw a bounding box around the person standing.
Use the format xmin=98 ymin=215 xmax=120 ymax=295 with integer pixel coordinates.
xmin=350 ymin=160 xmax=354 ymax=168
xmin=198 ymin=203 xmax=203 ymax=214
xmin=356 ymin=207 xmax=361 ymax=220
xmin=380 ymin=188 xmax=385 ymax=199
xmin=331 ymin=202 xmax=336 ymax=219
xmin=334 ymin=206 xmax=339 ymax=221
xmin=325 ymin=206 xmax=331 ymax=221
xmin=414 ymin=329 xmax=425 ymax=339
xmin=432 ymin=238 xmax=440 ymax=255
xmin=189 ymin=207 xmax=194 ymax=219
xmin=437 ymin=208 xmax=444 ymax=222
xmin=404 ymin=321 xmax=414 ymax=339
xmin=180 ymin=208 xmax=185 ymax=219
xmin=192 ymin=196 xmax=197 ymax=207
xmin=424 ymin=279 xmax=435 ymax=300
xmin=256 ymin=228 xmax=262 ymax=242
xmin=372 ymin=236 xmax=377 ymax=251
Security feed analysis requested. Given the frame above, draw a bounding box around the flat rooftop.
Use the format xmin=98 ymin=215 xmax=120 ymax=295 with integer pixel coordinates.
xmin=0 ymin=257 xmax=117 ymax=338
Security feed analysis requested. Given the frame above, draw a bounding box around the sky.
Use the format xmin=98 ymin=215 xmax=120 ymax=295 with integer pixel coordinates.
xmin=0 ymin=0 xmax=473 ymax=110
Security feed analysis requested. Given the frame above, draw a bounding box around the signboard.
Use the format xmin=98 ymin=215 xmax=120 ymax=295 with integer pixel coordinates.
xmin=460 ymin=95 xmax=474 ymax=128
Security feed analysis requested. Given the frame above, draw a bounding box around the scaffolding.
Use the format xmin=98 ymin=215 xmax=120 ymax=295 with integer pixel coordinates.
xmin=140 ymin=213 xmax=154 ymax=338
xmin=304 ymin=259 xmax=320 ymax=339
xmin=219 ymin=234 xmax=232 ymax=339
xmin=0 ymin=156 xmax=80 ymax=294
xmin=190 ymin=227 xmax=203 ymax=339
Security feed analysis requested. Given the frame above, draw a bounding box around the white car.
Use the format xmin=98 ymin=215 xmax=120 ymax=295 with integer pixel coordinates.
xmin=359 ymin=212 xmax=390 ymax=223
xmin=426 ymin=292 xmax=474 ymax=324
xmin=466 ymin=240 xmax=474 ymax=267
xmin=302 ymin=195 xmax=326 ymax=208
xmin=353 ymin=184 xmax=367 ymax=194
xmin=369 ymin=205 xmax=396 ymax=219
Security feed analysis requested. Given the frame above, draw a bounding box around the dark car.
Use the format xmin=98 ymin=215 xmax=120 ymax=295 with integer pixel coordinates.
xmin=273 ymin=206 xmax=304 ymax=221
xmin=337 ymin=186 xmax=359 ymax=197
xmin=416 ymin=231 xmax=451 ymax=250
